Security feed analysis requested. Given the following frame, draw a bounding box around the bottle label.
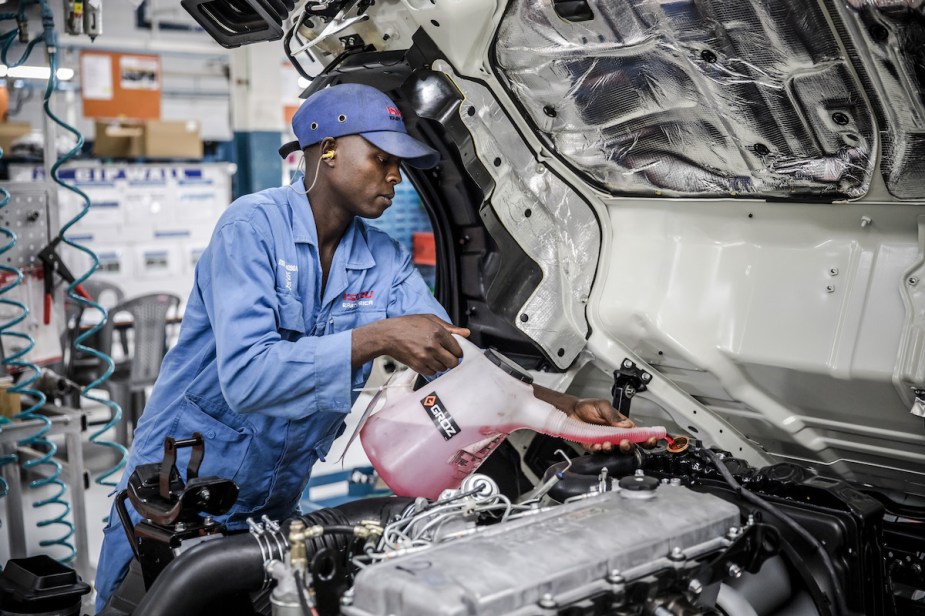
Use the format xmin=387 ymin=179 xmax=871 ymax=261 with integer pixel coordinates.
xmin=420 ymin=392 xmax=460 ymax=441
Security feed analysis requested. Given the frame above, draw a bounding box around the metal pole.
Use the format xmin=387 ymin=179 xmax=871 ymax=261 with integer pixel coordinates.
xmin=65 ymin=423 xmax=92 ymax=581
xmin=1 ymin=412 xmax=89 ymax=577
xmin=0 ymin=439 xmax=27 ymax=559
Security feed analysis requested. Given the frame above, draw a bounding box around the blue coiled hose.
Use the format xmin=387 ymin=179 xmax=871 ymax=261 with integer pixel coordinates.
xmin=41 ymin=21 xmax=128 ymax=491
xmin=0 ymin=127 xmax=75 ymax=563
xmin=0 ymin=184 xmax=19 ymax=502
xmin=6 ymin=311 xmax=75 ymax=562
xmin=0 ymin=4 xmax=18 ymax=509
xmin=0 ymin=0 xmax=78 ymax=564
xmin=0 ymin=0 xmax=45 ymax=510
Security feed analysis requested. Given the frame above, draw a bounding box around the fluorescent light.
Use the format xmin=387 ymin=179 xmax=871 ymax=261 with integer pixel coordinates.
xmin=0 ymin=64 xmax=74 ymax=81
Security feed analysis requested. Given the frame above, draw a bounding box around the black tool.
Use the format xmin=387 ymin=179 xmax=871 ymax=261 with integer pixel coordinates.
xmin=37 ymin=238 xmax=91 ymax=325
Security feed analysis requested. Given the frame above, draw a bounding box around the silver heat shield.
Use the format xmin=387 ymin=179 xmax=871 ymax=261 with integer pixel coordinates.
xmin=836 ymin=1 xmax=925 ymax=199
xmin=441 ymin=63 xmax=600 ymax=368
xmin=343 ymin=486 xmax=740 ymax=616
xmin=493 ymin=0 xmax=925 ymax=200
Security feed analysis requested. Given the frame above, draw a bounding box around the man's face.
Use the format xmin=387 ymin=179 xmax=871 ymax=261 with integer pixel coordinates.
xmin=327 ymin=135 xmax=402 ymax=219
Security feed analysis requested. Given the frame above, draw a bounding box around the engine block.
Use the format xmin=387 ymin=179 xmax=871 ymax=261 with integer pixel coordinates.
xmin=343 ymin=485 xmax=739 ymax=616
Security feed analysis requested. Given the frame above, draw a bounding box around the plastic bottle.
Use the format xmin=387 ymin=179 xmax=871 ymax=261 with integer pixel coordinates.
xmin=360 ymin=336 xmax=666 ymax=499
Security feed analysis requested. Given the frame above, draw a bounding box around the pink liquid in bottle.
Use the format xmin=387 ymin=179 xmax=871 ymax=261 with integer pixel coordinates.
xmin=360 ymin=336 xmax=666 ymax=499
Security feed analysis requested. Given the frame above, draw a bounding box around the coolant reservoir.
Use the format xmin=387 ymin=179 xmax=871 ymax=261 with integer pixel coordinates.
xmin=359 ymin=335 xmax=666 ymax=499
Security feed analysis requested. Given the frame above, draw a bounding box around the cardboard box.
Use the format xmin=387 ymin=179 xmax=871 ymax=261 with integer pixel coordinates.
xmin=145 ymin=120 xmax=203 ymax=159
xmin=93 ymin=120 xmax=141 ymax=158
xmin=0 ymin=122 xmax=32 ymax=156
xmin=94 ymin=119 xmax=203 ymax=159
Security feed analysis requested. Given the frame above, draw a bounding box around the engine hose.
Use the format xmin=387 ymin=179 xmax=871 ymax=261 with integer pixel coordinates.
xmin=293 ymin=496 xmax=415 ymax=556
xmin=134 ymin=498 xmax=415 ymax=616
xmin=42 ymin=22 xmax=127 ymax=488
xmin=330 ymin=495 xmax=416 ymax=525
xmin=132 ymin=532 xmax=272 ymax=616
xmin=294 ymin=569 xmax=316 ymax=616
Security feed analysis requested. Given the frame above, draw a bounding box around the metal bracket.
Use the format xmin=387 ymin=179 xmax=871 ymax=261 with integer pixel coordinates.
xmin=287 ymin=0 xmax=369 ymax=56
xmin=159 ymin=433 xmax=204 ymax=500
xmin=611 ymin=359 xmax=652 ymax=417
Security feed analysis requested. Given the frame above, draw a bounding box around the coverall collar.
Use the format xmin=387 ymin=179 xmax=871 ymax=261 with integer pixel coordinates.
xmin=286 ymin=178 xmax=376 ymax=270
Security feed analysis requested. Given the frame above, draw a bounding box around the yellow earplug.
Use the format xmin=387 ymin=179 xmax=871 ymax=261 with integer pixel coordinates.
xmin=321 ymin=150 xmax=336 ymax=160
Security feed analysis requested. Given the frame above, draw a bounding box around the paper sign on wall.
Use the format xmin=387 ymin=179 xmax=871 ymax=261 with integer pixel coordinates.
xmin=120 ymin=56 xmax=160 ymax=90
xmin=81 ymin=54 xmax=113 ymax=100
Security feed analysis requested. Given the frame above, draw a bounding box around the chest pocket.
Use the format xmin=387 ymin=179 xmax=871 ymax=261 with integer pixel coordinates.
xmin=329 ymin=278 xmax=384 ymax=330
xmin=275 ymin=288 xmax=305 ymax=338
xmin=331 ymin=306 xmax=385 ymax=334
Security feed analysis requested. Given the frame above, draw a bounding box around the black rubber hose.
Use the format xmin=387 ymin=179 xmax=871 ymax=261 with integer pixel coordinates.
xmin=132 ymin=497 xmax=414 ymax=616
xmin=701 ymin=448 xmax=848 ymax=616
xmin=132 ymin=532 xmax=268 ymax=616
xmin=323 ymin=496 xmax=415 ymax=526
xmin=293 ymin=496 xmax=415 ymax=556
xmin=294 ymin=570 xmax=313 ymax=616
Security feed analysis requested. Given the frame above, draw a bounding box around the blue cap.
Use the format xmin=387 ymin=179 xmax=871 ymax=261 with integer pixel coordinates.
xmin=279 ymin=83 xmax=440 ymax=169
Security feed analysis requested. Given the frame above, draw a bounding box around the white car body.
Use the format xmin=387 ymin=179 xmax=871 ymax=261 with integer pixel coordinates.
xmin=282 ymin=0 xmax=925 ymax=501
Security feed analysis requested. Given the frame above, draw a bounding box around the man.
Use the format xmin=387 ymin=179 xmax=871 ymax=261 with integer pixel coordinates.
xmin=94 ymin=83 xmax=652 ymax=609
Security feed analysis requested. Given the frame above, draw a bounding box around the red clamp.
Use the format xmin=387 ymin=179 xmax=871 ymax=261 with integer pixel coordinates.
xmin=37 ymin=238 xmax=91 ymax=325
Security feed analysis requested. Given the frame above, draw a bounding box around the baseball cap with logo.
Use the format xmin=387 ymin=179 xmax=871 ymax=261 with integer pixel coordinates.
xmin=278 ymin=83 xmax=440 ymax=169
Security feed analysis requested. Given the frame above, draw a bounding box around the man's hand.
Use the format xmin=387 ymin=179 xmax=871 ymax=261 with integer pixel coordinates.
xmin=353 ymin=314 xmax=470 ymax=375
xmin=569 ymin=398 xmax=659 ymax=454
xmin=532 ymin=385 xmax=659 ymax=453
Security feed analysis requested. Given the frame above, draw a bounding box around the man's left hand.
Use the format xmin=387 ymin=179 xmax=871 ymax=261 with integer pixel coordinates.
xmin=570 ymin=398 xmax=658 ymax=454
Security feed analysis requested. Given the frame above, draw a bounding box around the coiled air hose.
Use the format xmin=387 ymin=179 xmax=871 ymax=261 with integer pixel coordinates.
xmin=40 ymin=6 xmax=127 ymax=490
xmin=0 ymin=0 xmax=47 ymax=516
xmin=0 ymin=0 xmax=76 ymax=563
xmin=0 ymin=175 xmax=17 ymax=505
xmin=6 ymin=310 xmax=74 ymax=561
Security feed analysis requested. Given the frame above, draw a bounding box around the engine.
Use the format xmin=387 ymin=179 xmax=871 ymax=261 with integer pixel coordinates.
xmin=3 ymin=434 xmax=921 ymax=616
xmin=343 ymin=477 xmax=747 ymax=616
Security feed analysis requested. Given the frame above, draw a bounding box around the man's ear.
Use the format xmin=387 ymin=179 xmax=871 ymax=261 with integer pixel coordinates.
xmin=318 ymin=136 xmax=337 ymax=163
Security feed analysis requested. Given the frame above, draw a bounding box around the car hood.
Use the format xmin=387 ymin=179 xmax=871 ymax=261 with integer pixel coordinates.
xmin=191 ymin=0 xmax=925 ymax=499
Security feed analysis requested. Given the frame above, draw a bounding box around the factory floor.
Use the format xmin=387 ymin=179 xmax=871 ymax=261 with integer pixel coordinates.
xmin=0 ymin=373 xmax=382 ymax=613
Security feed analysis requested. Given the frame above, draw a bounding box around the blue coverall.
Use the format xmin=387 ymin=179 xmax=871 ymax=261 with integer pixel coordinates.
xmin=94 ymin=181 xmax=448 ymax=609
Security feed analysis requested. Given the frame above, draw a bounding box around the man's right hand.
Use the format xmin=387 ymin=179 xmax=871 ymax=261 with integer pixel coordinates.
xmin=353 ymin=314 xmax=470 ymax=375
